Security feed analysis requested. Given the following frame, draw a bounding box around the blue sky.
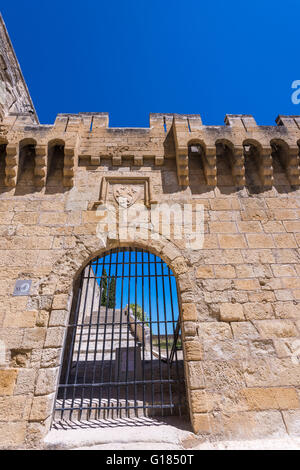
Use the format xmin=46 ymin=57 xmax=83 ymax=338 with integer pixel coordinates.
xmin=2 ymin=0 xmax=300 ymax=126
xmin=91 ymin=251 xmax=179 ymax=336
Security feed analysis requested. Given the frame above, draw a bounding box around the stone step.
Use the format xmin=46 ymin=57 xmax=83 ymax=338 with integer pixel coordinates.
xmin=75 ymin=328 xmax=134 ymax=336
xmin=54 ymin=397 xmax=186 ymax=421
xmin=84 ymin=313 xmax=127 ymax=323
xmin=75 ymin=332 xmax=134 ymax=342
xmin=74 ymin=339 xmax=136 ymax=351
xmin=71 ymin=350 xmax=157 ymax=361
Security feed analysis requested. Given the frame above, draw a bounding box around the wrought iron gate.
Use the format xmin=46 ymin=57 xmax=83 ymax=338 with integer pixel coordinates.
xmin=54 ymin=247 xmax=185 ymax=423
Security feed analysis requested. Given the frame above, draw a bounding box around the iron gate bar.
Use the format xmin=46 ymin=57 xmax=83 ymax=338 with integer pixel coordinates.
xmin=160 ymin=255 xmax=173 ymax=409
xmin=54 ymin=247 xmax=186 ymax=423
xmin=81 ymin=254 xmax=100 ymax=419
xmin=69 ymin=264 xmax=88 ymax=420
xmin=154 ymin=253 xmax=164 ymax=414
xmin=57 ymin=404 xmax=178 ymax=412
xmin=98 ymin=249 xmax=113 ymax=416
xmin=147 ymin=251 xmax=154 ymax=413
xmin=89 ymin=254 xmax=106 ymax=417
xmin=169 ymin=320 xmax=181 ymax=365
xmin=141 ymin=249 xmax=146 ymax=415
xmin=115 ymin=248 xmax=125 ymax=416
xmin=125 ymin=248 xmax=131 ymax=414
xmin=60 ymin=273 xmax=83 ymax=420
xmin=106 ymin=249 xmax=115 ymax=415
xmin=168 ymin=264 xmax=183 ymax=414
xmin=71 ymin=261 xmax=92 ymax=420
xmin=56 ymin=378 xmax=182 ymax=386
xmin=67 ymin=320 xmax=177 ymax=327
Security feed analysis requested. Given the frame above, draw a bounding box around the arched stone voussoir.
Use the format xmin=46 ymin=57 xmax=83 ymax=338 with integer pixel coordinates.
xmin=45 ymin=230 xmax=195 ymax=312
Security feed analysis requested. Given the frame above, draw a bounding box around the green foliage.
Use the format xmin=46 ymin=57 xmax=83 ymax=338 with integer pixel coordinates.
xmin=108 ymin=276 xmax=116 ymax=308
xmin=100 ymin=269 xmax=107 ymax=306
xmin=129 ymin=303 xmax=149 ymax=326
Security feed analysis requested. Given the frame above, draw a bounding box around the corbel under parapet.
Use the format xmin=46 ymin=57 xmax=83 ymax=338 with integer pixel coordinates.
xmin=286 ymin=146 xmax=300 ymax=186
xmin=176 ymin=147 xmax=189 ymax=186
xmin=203 ymin=146 xmax=217 ymax=186
xmin=34 ymin=145 xmax=47 ymax=187
xmin=63 ymin=147 xmax=75 ymax=187
xmin=258 ymin=146 xmax=274 ymax=187
xmin=230 ymin=145 xmax=245 ymax=187
xmin=5 ymin=143 xmax=18 ymax=187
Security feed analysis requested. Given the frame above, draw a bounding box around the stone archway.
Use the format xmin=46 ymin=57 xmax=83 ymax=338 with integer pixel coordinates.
xmin=53 ymin=246 xmax=187 ymax=423
xmin=29 ymin=233 xmax=200 ymax=442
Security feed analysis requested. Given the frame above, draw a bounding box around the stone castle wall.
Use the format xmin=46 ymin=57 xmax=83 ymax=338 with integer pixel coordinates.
xmin=0 ymin=15 xmax=38 ymax=125
xmin=0 ymin=110 xmax=299 ymax=447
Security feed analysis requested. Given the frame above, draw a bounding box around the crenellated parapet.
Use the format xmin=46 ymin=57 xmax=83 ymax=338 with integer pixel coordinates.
xmin=0 ymin=112 xmax=299 ymax=192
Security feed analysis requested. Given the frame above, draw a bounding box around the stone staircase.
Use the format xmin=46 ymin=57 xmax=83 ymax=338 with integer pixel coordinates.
xmin=54 ymin=307 xmax=186 ymax=423
xmin=73 ymin=308 xmax=137 ymax=361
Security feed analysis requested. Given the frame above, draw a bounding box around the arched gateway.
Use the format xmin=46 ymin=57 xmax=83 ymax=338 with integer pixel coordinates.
xmin=53 ymin=247 xmax=186 ymax=424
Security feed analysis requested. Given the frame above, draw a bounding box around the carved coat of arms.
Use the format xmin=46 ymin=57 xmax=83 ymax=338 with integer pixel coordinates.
xmin=113 ymin=185 xmax=142 ymax=208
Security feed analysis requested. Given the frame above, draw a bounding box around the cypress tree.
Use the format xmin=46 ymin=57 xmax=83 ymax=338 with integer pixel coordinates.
xmin=108 ymin=276 xmax=116 ymax=308
xmin=100 ymin=268 xmax=108 ymax=306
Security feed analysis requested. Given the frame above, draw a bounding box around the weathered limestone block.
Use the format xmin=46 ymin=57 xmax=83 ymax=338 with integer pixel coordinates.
xmin=197 ymin=322 xmax=232 ymax=341
xmin=44 ymin=327 xmax=65 ymax=348
xmin=202 ymin=360 xmax=245 ymax=390
xmin=14 ymin=369 xmax=36 ymax=395
xmin=22 ymin=328 xmax=46 ymax=349
xmin=243 ymin=357 xmax=300 ymax=387
xmin=202 ymin=338 xmax=248 ymax=362
xmin=182 ymin=303 xmax=198 ymax=321
xmin=0 ymin=395 xmax=31 ymax=421
xmin=0 ymin=369 xmax=18 ymax=395
xmin=192 ymin=413 xmax=211 ymax=434
xmin=49 ymin=310 xmax=69 ymax=327
xmin=186 ymin=361 xmax=205 ymax=390
xmin=190 ymin=390 xmax=213 ymax=413
xmin=3 ymin=310 xmax=37 ymax=328
xmin=40 ymin=349 xmax=62 ymax=368
xmin=29 ymin=394 xmax=55 ymax=422
xmin=274 ymin=302 xmax=300 ymax=319
xmin=219 ymin=303 xmax=245 ymax=322
xmin=182 ymin=322 xmax=198 ymax=340
xmin=170 ymin=256 xmax=188 ymax=275
xmin=255 ymin=319 xmax=298 ymax=339
xmin=184 ymin=339 xmax=203 ymax=361
xmin=52 ymin=294 xmax=69 ymax=310
xmin=243 ymin=302 xmax=274 ymax=320
xmin=231 ymin=322 xmax=260 ymax=340
xmin=35 ymin=368 xmax=58 ymax=396
xmin=209 ymin=410 xmax=287 ymax=440
xmin=0 ymin=422 xmax=26 ymax=447
xmin=241 ymin=387 xmax=300 ymax=411
xmin=282 ymin=410 xmax=300 ymax=436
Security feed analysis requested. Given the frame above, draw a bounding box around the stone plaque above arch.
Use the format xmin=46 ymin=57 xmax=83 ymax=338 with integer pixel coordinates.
xmin=91 ymin=175 xmax=157 ymax=209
